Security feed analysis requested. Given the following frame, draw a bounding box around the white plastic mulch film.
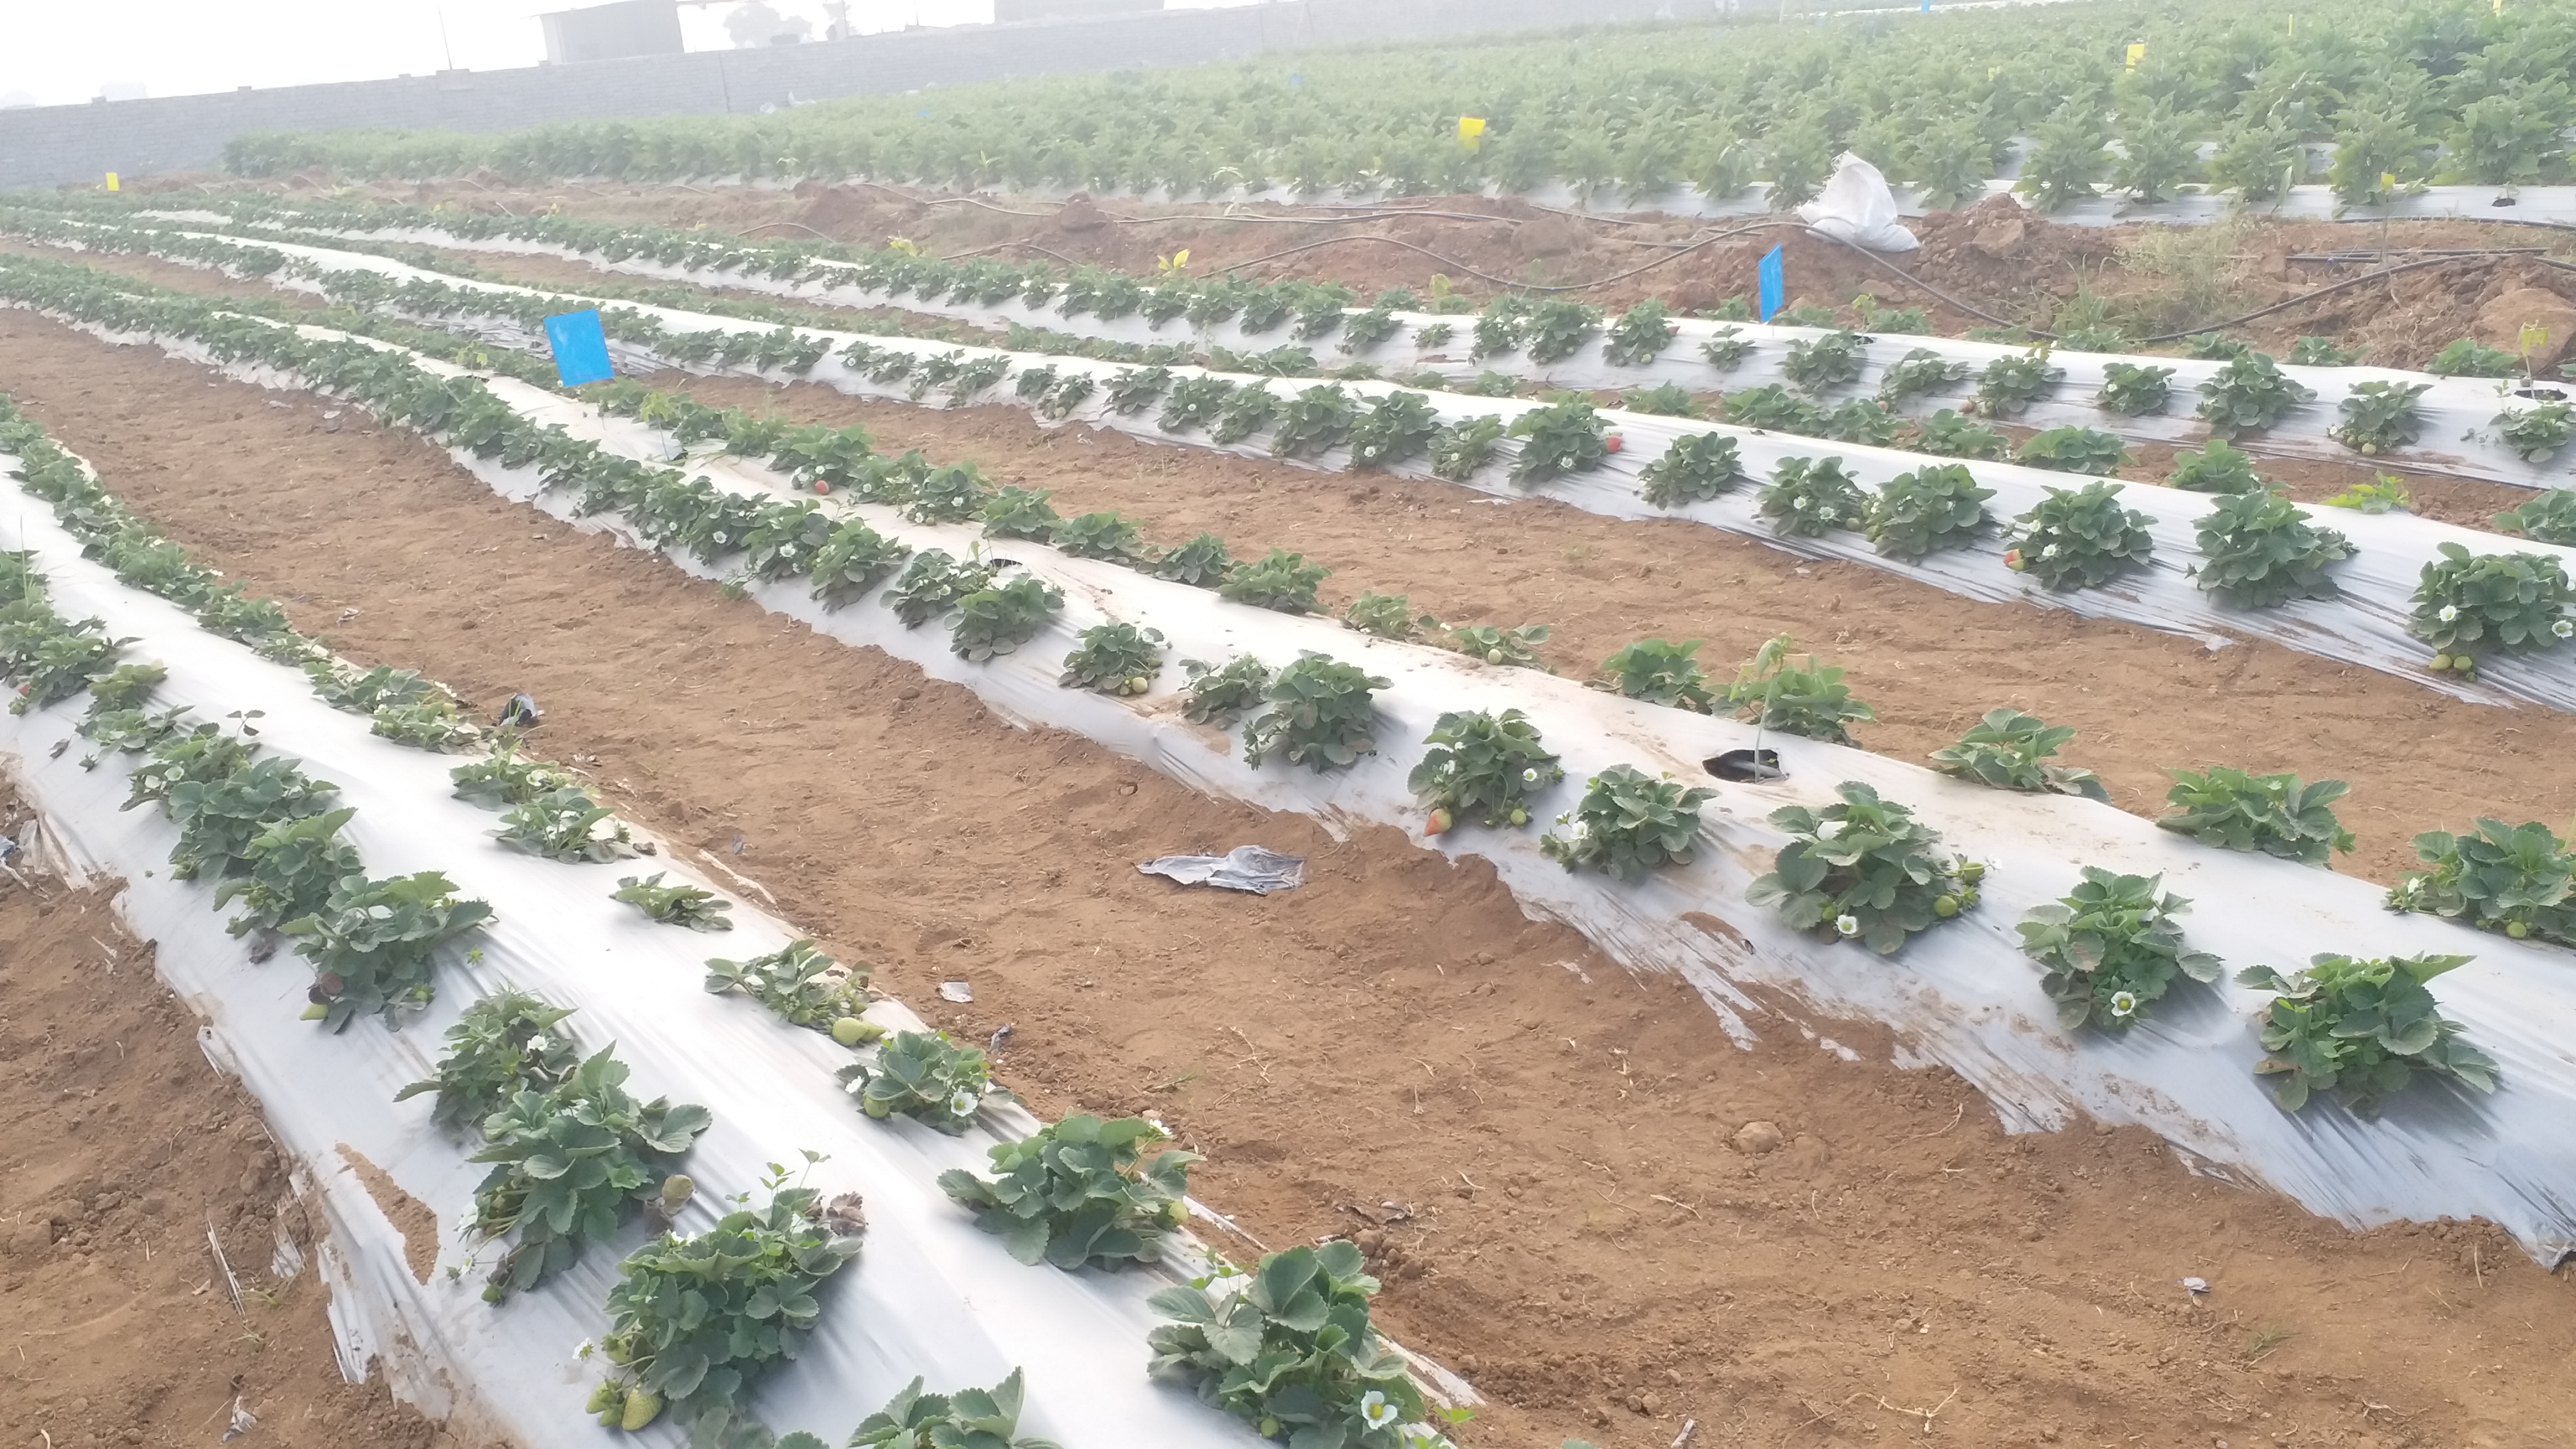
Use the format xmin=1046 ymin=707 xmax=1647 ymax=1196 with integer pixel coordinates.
xmin=112 ymin=230 xmax=2576 ymax=718
xmin=214 ymin=213 xmax=2576 ymax=489
xmin=0 ymin=466 xmax=1288 ymax=1445
xmin=17 ymin=308 xmax=2576 ymax=1284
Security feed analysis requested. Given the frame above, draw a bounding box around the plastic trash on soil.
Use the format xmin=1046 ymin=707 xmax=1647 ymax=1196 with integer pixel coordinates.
xmin=1796 ymin=153 xmax=1922 ymax=253
xmin=1137 ymin=845 xmax=1308 ymax=894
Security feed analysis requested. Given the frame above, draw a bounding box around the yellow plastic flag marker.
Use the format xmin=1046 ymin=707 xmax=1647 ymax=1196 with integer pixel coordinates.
xmin=1457 ymin=116 xmax=1486 ymax=151
xmin=104 ymin=172 xmax=119 ymax=192
xmin=2125 ymin=42 xmax=2146 ymax=70
xmin=2381 ymin=172 xmax=2397 ymax=191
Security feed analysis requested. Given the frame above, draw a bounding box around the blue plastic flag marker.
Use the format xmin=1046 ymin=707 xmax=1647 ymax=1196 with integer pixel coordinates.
xmin=1757 ymin=245 xmax=1786 ymax=323
xmin=543 ymin=309 xmax=614 ymax=387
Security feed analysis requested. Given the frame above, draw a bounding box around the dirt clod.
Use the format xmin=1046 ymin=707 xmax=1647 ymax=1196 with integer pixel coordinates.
xmin=1734 ymin=1121 xmax=1785 ymax=1154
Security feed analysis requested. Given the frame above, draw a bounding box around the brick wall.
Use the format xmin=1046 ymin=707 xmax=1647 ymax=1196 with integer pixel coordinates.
xmin=0 ymin=0 xmax=1712 ymax=189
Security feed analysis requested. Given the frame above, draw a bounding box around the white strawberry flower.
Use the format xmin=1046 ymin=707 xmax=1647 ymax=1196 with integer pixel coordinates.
xmin=947 ymin=1087 xmax=981 ymax=1118
xmin=2438 ymin=604 xmax=2460 ymax=622
xmin=2556 ymin=620 xmax=2573 ymax=639
xmin=1358 ymin=1393 xmax=1400 ymax=1430
xmin=2041 ymin=543 xmax=2061 ymax=558
xmin=2110 ymin=991 xmax=2139 ymax=1018
xmin=1835 ymin=913 xmax=1860 ymax=936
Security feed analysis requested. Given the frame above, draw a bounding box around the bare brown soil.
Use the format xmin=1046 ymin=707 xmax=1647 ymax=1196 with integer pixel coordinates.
xmin=159 ymin=174 xmax=2576 ymax=371
xmin=4 ymin=301 xmax=2574 ymax=1449
xmin=0 ymin=789 xmax=470 ymax=1449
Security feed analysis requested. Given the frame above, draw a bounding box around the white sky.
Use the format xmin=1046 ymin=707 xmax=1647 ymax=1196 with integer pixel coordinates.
xmin=0 ymin=0 xmax=1247 ymax=110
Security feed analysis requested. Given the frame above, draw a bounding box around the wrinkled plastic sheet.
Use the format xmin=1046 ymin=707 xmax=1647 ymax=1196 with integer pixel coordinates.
xmin=30 ymin=327 xmax=2576 ymax=1269
xmin=1137 ymin=846 xmax=1306 ymax=894
xmin=78 ymin=237 xmax=2576 ymax=716
xmin=246 ymin=221 xmax=2565 ymax=487
xmin=1795 ymin=154 xmax=1920 ymax=253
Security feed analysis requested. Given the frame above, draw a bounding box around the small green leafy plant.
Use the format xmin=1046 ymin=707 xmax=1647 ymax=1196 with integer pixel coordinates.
xmin=1875 ymin=347 xmax=1966 ymax=406
xmin=1181 ymin=654 xmax=1272 ymax=724
xmin=1341 ymin=591 xmax=1433 ymax=642
xmin=2016 ymin=426 xmax=2129 ymax=476
xmin=2492 ymin=402 xmax=2574 ymax=463
xmin=1746 ymin=782 xmax=1981 ymax=953
xmin=1910 ymin=408 xmax=2010 ymax=460
xmin=981 ymin=486 xmax=1063 ymax=541
xmin=847 ymin=1371 xmax=1059 ymax=1449
xmin=2428 ymin=338 xmax=2520 ymax=377
xmin=937 ymin=1114 xmax=1197 ymax=1268
xmin=1271 ymin=384 xmax=1357 ymax=458
xmin=2094 ymin=361 xmax=2175 ymax=416
xmin=2004 ymin=482 xmax=2155 ymax=589
xmin=1598 ymin=637 xmax=1715 ymax=712
xmin=807 ymin=517 xmax=912 ymax=610
xmin=1447 ymin=622 xmax=1551 ymax=669
xmin=704 ymin=940 xmax=873 ymax=1035
xmin=1621 ymin=382 xmax=1702 ymax=418
xmin=1637 ymin=432 xmax=1745 ymax=506
xmin=2388 ymin=817 xmax=2576 ymax=945
xmin=1726 ymin=634 xmax=1875 ymax=745
xmin=2330 ymin=380 xmax=2431 ymax=456
xmin=1507 ymin=396 xmax=1609 ymax=484
xmin=1242 ymin=652 xmax=1389 ymax=771
xmin=1153 ymin=532 xmax=1235 ymax=587
xmin=1430 ymin=414 xmax=1508 ymax=480
xmin=1220 ymin=548 xmax=1329 ymax=614
xmin=1928 ymin=708 xmax=2108 ymax=801
xmin=1782 ymin=329 xmax=1868 ymax=394
xmin=2158 ymin=768 xmax=2355 ymax=865
xmin=1051 ymin=510 xmax=1153 ymax=565
xmin=2189 ymin=491 xmax=2355 ymax=609
xmin=1060 ymin=621 xmax=1165 ymax=696
xmin=2166 ymin=438 xmax=2266 ymax=494
xmin=951 ymin=575 xmax=1066 ymax=661
xmin=2196 ymin=353 xmax=2315 ymax=436
xmin=2235 ymin=954 xmax=2497 ymax=1115
xmin=496 ymin=785 xmax=636 ymax=863
xmin=2323 ymin=476 xmax=2411 ymax=514
xmin=1540 ymin=765 xmax=1715 ymax=882
xmin=1409 ymin=708 xmax=1563 ymax=833
xmin=1865 ymin=463 xmax=1993 ymax=560
xmin=836 ymin=1029 xmax=991 ymax=1132
xmin=2494 ymin=487 xmax=2576 ymax=544
xmin=1974 ymin=348 xmax=2062 ymax=418
xmin=2286 ymin=336 xmax=2361 ymax=367
xmin=884 ymin=550 xmax=997 ymax=627
xmin=394 ymin=988 xmax=582 ymax=1135
xmin=1348 ymin=391 xmax=1442 ymax=469
xmin=1148 ymin=1243 xmax=1423 ymax=1449
xmin=1758 ymin=456 xmax=1867 ymax=536
xmin=288 ymin=872 xmax=494 ymax=1031
xmin=2018 ymin=868 xmax=2220 ymax=1031
xmin=2410 ymin=542 xmax=2576 ymax=672
xmin=1603 ymin=300 xmax=1677 ymax=367
xmin=612 ymin=873 xmax=735 ymax=931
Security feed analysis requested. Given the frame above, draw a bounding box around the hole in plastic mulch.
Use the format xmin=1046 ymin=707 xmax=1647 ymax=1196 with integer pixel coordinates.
xmin=2512 ymin=385 xmax=2568 ymax=401
xmin=1704 ymin=749 xmax=1785 ymax=783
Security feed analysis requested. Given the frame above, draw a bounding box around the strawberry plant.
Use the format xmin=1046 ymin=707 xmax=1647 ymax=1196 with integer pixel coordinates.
xmin=937 ymin=1114 xmax=1197 ymax=1268
xmin=2018 ymin=868 xmax=2222 ymax=1031
xmin=2389 ymin=818 xmax=2576 ymax=945
xmin=1220 ymin=548 xmax=1329 ymax=614
xmin=2158 ymin=768 xmax=2355 ymax=865
xmin=2410 ymin=542 xmax=2576 ymax=671
xmin=2492 ymin=402 xmax=2574 ymax=464
xmin=836 ymin=1029 xmax=991 ymax=1132
xmin=1782 ymin=329 xmax=1868 ymax=394
xmin=1343 ymin=306 xmax=1402 ymax=352
xmin=1210 ymin=385 xmax=1281 ymax=446
xmin=1639 ymin=432 xmax=1745 ymax=506
xmin=902 ymin=462 xmax=994 ymax=525
xmin=2196 ymin=353 xmax=2315 ymax=437
xmin=1410 ymin=708 xmax=1563 ymax=833
xmin=951 ymin=575 xmax=1064 ymax=661
xmin=286 ymin=871 xmax=494 ymax=1030
xmin=1748 ymin=782 xmax=1981 ymax=953
xmin=1472 ymin=295 xmax=1532 ymax=358
xmin=1911 ymin=409 xmax=2010 ymax=460
xmin=1051 ymin=510 xmax=1153 ymax=565
xmin=1722 ymin=385 xmax=1825 ymax=434
xmin=1820 ymin=399 xmax=1902 ymax=446
xmin=887 ymin=551 xmax=996 ymax=628
xmin=1876 ymin=348 xmax=1967 ymax=407
xmin=2004 ymin=482 xmax=2156 ymax=590
xmin=1271 ymin=384 xmax=1357 ymax=459
xmin=808 ymin=517 xmax=912 ymax=610
xmin=1699 ymin=326 xmax=1752 ymax=370
xmin=1243 ymin=652 xmax=1389 ymax=771
xmin=1152 ymin=532 xmax=1235 ymax=587
xmin=394 ymin=988 xmax=582 ymax=1135
xmin=163 ymin=755 xmax=339 ymax=886
xmin=981 ymin=486 xmax=1063 ymax=541
xmin=1603 ymin=300 xmax=1677 ymax=367
xmin=1865 ymin=463 xmax=1993 ymax=560
xmin=1928 ymin=708 xmax=2107 ymax=801
xmin=1148 ymin=1242 xmax=1424 ymax=1449
xmin=1974 ymin=349 xmax=2062 ymax=418
xmin=1181 ymin=654 xmax=1271 ymax=725
xmin=2493 ymin=488 xmax=2576 ymax=545
xmin=1726 ymin=634 xmax=1875 ymax=744
xmin=590 ymin=1185 xmax=864 ymax=1442
xmin=2235 ymin=954 xmax=2497 ymax=1116
xmin=735 ymin=502 xmax=835 ymax=584
xmin=848 ymin=1372 xmax=1057 ymax=1449
xmin=496 ymin=786 xmax=636 ymax=863
xmin=1620 ymin=383 xmax=1702 ymax=418
xmin=1541 ymin=765 xmax=1715 ymax=882
xmin=214 ymin=807 xmax=362 ymax=940
xmin=2287 ymin=336 xmax=2361 ymax=367
xmin=613 ymin=873 xmax=735 ymax=931
xmin=465 ymin=1046 xmax=712 ymax=1299
xmin=1342 ymin=591 xmax=1432 ymax=642
xmin=2428 ymin=338 xmax=2520 ymax=377
xmin=1447 ymin=623 xmax=1551 ymax=670
xmin=1158 ymin=375 xmax=1237 ymax=433
xmin=2094 ymin=361 xmax=2175 ymax=416
xmin=1106 ymin=365 xmax=1172 ymax=415
xmin=704 ymin=940 xmax=873 ymax=1035
xmin=2329 ymin=381 xmax=2431 ymax=456
xmin=2166 ymin=438 xmax=2266 ymax=494
xmin=2016 ymin=427 xmax=2129 ymax=476
xmin=1507 ymin=396 xmax=1608 ymax=484
xmin=1061 ymin=621 xmax=1165 ymax=695
xmin=2323 ymin=477 xmax=2412 ymax=514
xmin=1599 ymin=637 xmax=1716 ymax=713
xmin=1758 ymin=456 xmax=1867 ymax=536
xmin=2189 ymin=491 xmax=2355 ymax=609
xmin=1347 ymin=391 xmax=1442 ymax=469
xmin=1520 ymin=300 xmax=1602 ymax=364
